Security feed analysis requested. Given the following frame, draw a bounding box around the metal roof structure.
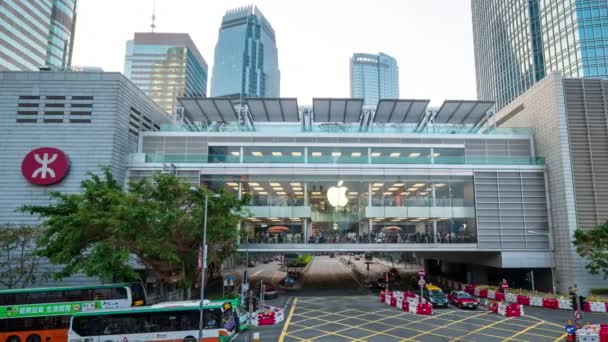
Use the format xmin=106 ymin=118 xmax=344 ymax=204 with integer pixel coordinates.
xmin=432 ymin=100 xmax=494 ymax=125
xmin=178 ymin=97 xmax=239 ymax=122
xmin=245 ymin=98 xmax=299 ymax=122
xmin=312 ymin=98 xmax=364 ymax=122
xmin=373 ymin=99 xmax=430 ymax=124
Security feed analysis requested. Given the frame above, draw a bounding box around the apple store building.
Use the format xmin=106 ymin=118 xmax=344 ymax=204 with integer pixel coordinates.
xmin=128 ymin=98 xmax=554 ymax=284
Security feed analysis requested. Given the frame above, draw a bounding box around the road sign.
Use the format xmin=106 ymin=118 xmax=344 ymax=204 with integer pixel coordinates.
xmin=418 ymin=278 xmax=426 ymax=286
xmin=418 ymin=270 xmax=426 ymax=277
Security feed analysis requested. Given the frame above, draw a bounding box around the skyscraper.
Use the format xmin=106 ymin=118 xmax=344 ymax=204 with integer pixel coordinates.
xmin=472 ymin=0 xmax=608 ymax=111
xmin=0 ymin=0 xmax=78 ymax=71
xmin=124 ymin=32 xmax=208 ymax=115
xmin=210 ymin=6 xmax=280 ymax=101
xmin=350 ymin=53 xmax=399 ymax=107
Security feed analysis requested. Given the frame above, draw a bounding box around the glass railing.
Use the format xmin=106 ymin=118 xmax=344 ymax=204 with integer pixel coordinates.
xmin=144 ymin=154 xmax=545 ymax=165
xmin=160 ymin=123 xmax=533 ymax=136
xmin=241 ymin=233 xmax=477 ymax=244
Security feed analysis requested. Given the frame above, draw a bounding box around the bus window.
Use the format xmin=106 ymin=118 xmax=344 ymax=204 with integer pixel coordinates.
xmin=203 ymin=309 xmax=222 ymax=329
xmin=129 ymin=283 xmax=146 ymax=306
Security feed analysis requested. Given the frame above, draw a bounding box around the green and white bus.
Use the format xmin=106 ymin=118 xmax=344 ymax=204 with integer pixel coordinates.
xmin=68 ymin=298 xmax=246 ymax=342
xmin=0 ymin=284 xmax=145 ymax=342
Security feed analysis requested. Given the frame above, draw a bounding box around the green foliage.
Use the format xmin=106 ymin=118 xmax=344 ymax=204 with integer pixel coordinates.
xmin=590 ymin=288 xmax=608 ymax=296
xmin=573 ymin=222 xmax=608 ymax=279
xmin=21 ymin=167 xmax=250 ymax=293
xmin=0 ymin=224 xmax=49 ymax=288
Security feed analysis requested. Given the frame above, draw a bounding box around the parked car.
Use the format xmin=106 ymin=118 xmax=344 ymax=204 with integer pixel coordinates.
xmin=448 ymin=291 xmax=479 ymax=309
xmin=263 ymin=285 xmax=279 ymax=299
xmin=247 ymin=259 xmax=255 ymax=267
xmin=423 ymin=284 xmax=448 ymax=308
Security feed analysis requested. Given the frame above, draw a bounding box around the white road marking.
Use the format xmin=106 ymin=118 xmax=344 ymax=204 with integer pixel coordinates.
xmin=250 ymin=270 xmax=264 ymax=278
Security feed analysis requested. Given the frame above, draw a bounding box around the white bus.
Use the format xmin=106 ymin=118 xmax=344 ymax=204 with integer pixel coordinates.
xmin=68 ymin=298 xmax=244 ymax=342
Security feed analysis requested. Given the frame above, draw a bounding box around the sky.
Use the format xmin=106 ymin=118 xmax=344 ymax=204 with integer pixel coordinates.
xmin=71 ymin=0 xmax=476 ymax=106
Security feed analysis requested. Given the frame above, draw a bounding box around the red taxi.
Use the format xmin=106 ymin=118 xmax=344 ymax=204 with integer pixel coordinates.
xmin=448 ymin=290 xmax=479 ymax=309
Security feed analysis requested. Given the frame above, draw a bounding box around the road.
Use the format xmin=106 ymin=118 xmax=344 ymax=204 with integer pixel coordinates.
xmin=300 ymin=256 xmax=364 ymax=294
xmin=236 ymin=255 xmax=608 ymax=341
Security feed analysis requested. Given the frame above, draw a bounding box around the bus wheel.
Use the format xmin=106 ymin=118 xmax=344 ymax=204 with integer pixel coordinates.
xmin=6 ymin=335 xmax=20 ymax=342
xmin=183 ymin=337 xmax=197 ymax=342
xmin=26 ymin=335 xmax=41 ymax=342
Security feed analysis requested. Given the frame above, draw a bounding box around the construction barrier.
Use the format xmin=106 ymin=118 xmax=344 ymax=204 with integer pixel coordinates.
xmin=252 ymin=305 xmax=285 ymax=326
xmin=497 ymin=303 xmax=524 ymax=317
xmin=432 ymin=277 xmax=608 ymax=314
xmin=416 ymin=302 xmax=432 ymax=315
xmin=542 ymin=298 xmax=558 ymax=309
xmin=576 ymin=324 xmax=608 ymax=342
xmin=583 ymin=301 xmax=608 ymax=313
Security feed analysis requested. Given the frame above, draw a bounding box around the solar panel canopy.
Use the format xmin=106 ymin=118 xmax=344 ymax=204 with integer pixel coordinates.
xmin=373 ymin=99 xmax=430 ymax=124
xmin=312 ymin=98 xmax=364 ymax=122
xmin=178 ymin=97 xmax=239 ymax=122
xmin=246 ymin=98 xmax=299 ymax=122
xmin=433 ymin=100 xmax=494 ymax=124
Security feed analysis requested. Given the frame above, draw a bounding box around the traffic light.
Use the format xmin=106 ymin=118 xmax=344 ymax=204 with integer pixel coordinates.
xmin=579 ymin=295 xmax=586 ymax=306
xmin=571 ymin=295 xmax=577 ymax=310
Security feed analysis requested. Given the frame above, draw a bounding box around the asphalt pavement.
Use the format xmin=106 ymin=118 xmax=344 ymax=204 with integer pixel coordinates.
xmin=235 ymin=255 xmax=608 ymax=341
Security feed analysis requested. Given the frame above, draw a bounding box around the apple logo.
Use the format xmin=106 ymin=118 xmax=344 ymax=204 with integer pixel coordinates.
xmin=327 ymin=180 xmax=348 ymax=207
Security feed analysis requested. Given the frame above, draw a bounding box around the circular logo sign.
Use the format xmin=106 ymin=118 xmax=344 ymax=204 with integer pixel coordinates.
xmin=21 ymin=147 xmax=70 ymax=185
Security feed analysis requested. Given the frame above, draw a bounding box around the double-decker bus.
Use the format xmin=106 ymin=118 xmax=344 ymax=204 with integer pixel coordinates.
xmin=68 ymin=299 xmax=245 ymax=342
xmin=0 ymin=283 xmax=145 ymax=342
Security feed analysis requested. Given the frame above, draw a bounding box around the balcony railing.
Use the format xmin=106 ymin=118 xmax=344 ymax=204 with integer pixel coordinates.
xmin=160 ymin=123 xmax=533 ymax=136
xmin=143 ymin=154 xmax=545 ymax=166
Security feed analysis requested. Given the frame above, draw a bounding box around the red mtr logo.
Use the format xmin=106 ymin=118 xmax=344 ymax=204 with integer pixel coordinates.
xmin=21 ymin=147 xmax=70 ymax=185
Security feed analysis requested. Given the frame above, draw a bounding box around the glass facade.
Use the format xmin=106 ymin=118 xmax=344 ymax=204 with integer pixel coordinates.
xmin=210 ymin=5 xmax=280 ymax=101
xmin=350 ymin=53 xmax=399 ymax=107
xmin=0 ymin=0 xmax=76 ymax=71
xmin=124 ymin=33 xmax=208 ymax=115
xmin=472 ymin=0 xmax=608 ymax=111
xmin=202 ymin=175 xmax=476 ymax=245
xmin=148 ymin=144 xmax=544 ymax=166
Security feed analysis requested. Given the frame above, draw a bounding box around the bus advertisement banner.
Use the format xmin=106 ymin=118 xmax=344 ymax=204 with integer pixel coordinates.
xmin=0 ymin=299 xmax=129 ymax=318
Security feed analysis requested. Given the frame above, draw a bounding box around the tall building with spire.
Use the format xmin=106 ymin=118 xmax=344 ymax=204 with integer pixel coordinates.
xmin=0 ymin=0 xmax=78 ymax=71
xmin=350 ymin=52 xmax=399 ymax=107
xmin=124 ymin=33 xmax=208 ymax=116
xmin=210 ymin=5 xmax=280 ymax=102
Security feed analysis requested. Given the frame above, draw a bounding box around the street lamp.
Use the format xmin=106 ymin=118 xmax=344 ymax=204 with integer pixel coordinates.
xmin=190 ymin=186 xmax=220 ymax=342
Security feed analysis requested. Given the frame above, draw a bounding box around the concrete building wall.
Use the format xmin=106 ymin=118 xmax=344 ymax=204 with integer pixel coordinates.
xmin=0 ymin=71 xmax=169 ymax=286
xmin=494 ymin=72 xmax=606 ymax=293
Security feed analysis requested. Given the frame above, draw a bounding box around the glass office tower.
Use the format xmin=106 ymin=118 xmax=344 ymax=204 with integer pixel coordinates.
xmin=124 ymin=33 xmax=208 ymax=115
xmin=210 ymin=5 xmax=280 ymax=101
xmin=350 ymin=53 xmax=399 ymax=107
xmin=472 ymin=0 xmax=608 ymax=111
xmin=0 ymin=0 xmax=77 ymax=71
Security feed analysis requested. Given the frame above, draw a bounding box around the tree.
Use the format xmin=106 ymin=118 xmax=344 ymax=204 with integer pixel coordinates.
xmin=21 ymin=167 xmax=250 ymax=297
xmin=0 ymin=224 xmax=49 ymax=288
xmin=573 ymin=222 xmax=608 ymax=279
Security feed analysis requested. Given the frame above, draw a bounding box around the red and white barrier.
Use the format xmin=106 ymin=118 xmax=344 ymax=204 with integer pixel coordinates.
xmin=380 ymin=290 xmax=432 ymax=315
xmin=529 ymin=296 xmax=543 ymax=307
xmin=496 ymin=303 xmax=524 ymax=317
xmin=252 ymin=305 xmax=285 ymax=326
xmin=487 ymin=290 xmax=496 ymax=300
xmin=576 ymin=324 xmax=608 ymax=342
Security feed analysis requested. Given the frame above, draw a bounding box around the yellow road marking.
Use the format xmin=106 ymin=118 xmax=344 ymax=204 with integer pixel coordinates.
xmin=278 ymin=297 xmax=298 ymax=342
xmin=502 ymin=321 xmax=545 ymax=341
xmin=451 ymin=315 xmax=515 ymax=341
xmin=408 ymin=311 xmax=492 ymax=339
xmin=358 ymin=310 xmax=458 ymax=340
xmin=554 ymin=333 xmax=568 ymax=341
